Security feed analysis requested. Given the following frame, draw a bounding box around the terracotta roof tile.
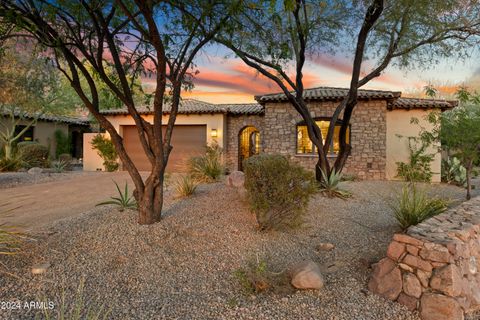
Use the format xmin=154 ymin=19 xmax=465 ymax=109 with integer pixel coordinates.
xmin=389 ymin=98 xmax=457 ymax=110
xmin=255 ymin=86 xmax=401 ymax=103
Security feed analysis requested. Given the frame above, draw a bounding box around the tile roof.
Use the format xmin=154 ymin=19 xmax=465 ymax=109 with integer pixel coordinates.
xmin=255 ymin=86 xmax=401 ymax=103
xmin=100 ymin=99 xmax=264 ymax=115
xmin=1 ymin=109 xmax=89 ymax=125
xmin=388 ymin=97 xmax=458 ymax=110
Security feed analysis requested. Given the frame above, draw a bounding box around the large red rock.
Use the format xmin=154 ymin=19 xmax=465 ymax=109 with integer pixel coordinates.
xmin=368 ymin=258 xmax=402 ymax=301
xmin=402 ymin=254 xmax=433 ymax=272
xmin=430 ymin=264 xmax=463 ymax=297
xmin=403 ymin=273 xmax=422 ymax=298
xmin=420 ymin=293 xmax=464 ymax=320
xmin=290 ymin=260 xmax=324 ymax=290
xmin=397 ymin=292 xmax=418 ymax=311
xmin=387 ymin=241 xmax=405 ymax=261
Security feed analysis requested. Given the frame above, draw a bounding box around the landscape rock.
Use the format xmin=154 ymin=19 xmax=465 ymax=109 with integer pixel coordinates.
xmin=226 ymin=171 xmax=245 ymax=188
xmin=27 ymin=167 xmax=43 ymax=175
xmin=387 ymin=241 xmax=405 ymax=261
xmin=368 ymin=258 xmax=402 ymax=301
xmin=420 ymin=293 xmax=464 ymax=320
xmin=430 ymin=264 xmax=463 ymax=297
xmin=317 ymin=242 xmax=335 ymax=251
xmin=397 ymin=292 xmax=418 ymax=311
xmin=31 ymin=262 xmax=50 ymax=275
xmin=290 ymin=260 xmax=324 ymax=290
xmin=402 ymin=273 xmax=422 ymax=298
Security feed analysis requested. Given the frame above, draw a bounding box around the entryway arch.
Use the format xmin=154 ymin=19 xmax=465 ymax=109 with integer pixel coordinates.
xmin=238 ymin=126 xmax=260 ymax=171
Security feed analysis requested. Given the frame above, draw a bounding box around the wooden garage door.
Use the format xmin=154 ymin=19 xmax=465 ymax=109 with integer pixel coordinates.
xmin=122 ymin=125 xmax=207 ymax=172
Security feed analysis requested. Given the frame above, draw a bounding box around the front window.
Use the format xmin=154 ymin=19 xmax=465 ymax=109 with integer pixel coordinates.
xmin=296 ymin=119 xmax=349 ymax=156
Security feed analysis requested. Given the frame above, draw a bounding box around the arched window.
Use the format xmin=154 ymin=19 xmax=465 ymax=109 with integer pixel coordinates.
xmin=296 ymin=118 xmax=350 ymax=156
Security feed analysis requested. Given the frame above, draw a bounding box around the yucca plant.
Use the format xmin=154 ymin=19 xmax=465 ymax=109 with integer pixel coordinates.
xmin=96 ymin=181 xmax=137 ymax=211
xmin=319 ymin=168 xmax=352 ymax=199
xmin=174 ymin=174 xmax=198 ymax=198
xmin=392 ymin=183 xmax=448 ymax=230
xmin=188 ymin=143 xmax=225 ymax=183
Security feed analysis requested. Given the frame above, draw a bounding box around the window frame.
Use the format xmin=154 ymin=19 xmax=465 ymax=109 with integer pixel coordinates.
xmin=295 ymin=117 xmax=350 ymax=157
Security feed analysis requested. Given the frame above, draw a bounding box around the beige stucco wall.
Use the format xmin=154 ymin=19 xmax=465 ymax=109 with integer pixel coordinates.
xmin=83 ymin=132 xmax=106 ymax=171
xmin=386 ymin=109 xmax=441 ymax=182
xmin=0 ymin=117 xmax=69 ymax=157
xmin=82 ymin=113 xmax=225 ymax=171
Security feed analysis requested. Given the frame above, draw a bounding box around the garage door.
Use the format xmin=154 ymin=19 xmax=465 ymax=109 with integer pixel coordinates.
xmin=122 ymin=125 xmax=207 ymax=172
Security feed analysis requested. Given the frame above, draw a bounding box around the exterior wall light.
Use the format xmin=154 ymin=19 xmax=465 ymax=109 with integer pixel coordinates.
xmin=211 ymin=128 xmax=218 ymax=138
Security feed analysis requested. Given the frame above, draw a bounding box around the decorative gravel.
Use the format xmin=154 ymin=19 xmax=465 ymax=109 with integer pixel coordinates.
xmin=0 ymin=171 xmax=95 ymax=189
xmin=0 ymin=180 xmax=476 ymax=319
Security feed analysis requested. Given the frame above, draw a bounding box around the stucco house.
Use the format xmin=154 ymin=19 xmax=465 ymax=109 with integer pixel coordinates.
xmin=0 ymin=112 xmax=89 ymax=158
xmin=83 ymin=86 xmax=456 ymax=181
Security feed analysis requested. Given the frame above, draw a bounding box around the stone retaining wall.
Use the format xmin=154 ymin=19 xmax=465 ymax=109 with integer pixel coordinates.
xmin=369 ymin=196 xmax=480 ymax=320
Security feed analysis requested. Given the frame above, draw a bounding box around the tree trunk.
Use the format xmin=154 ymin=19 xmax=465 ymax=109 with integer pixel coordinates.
xmin=466 ymin=159 xmax=473 ymax=201
xmin=4 ymin=142 xmax=13 ymax=160
xmin=137 ymin=179 xmax=164 ymax=225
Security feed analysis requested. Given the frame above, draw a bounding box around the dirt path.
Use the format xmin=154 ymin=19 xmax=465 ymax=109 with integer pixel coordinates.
xmin=0 ymin=171 xmax=137 ymax=230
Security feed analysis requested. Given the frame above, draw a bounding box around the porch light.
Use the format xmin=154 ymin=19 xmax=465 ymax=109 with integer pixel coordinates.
xmin=210 ymin=129 xmax=218 ymax=138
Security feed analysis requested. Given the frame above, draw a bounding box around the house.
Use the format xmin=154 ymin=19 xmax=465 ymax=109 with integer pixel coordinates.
xmin=0 ymin=111 xmax=90 ymax=159
xmin=83 ymin=87 xmax=456 ymax=181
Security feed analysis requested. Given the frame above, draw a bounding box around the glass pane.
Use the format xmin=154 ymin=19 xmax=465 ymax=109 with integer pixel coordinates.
xmin=296 ymin=126 xmax=313 ymax=153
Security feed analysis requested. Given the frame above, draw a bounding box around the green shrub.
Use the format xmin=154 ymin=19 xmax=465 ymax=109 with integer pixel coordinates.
xmin=396 ymin=137 xmax=434 ymax=182
xmin=442 ymin=157 xmax=467 ymax=186
xmin=51 ymin=159 xmax=69 ymax=173
xmin=91 ymin=134 xmax=118 ymax=172
xmin=54 ymin=129 xmax=71 ymax=158
xmin=174 ymin=174 xmax=198 ymax=198
xmin=234 ymin=258 xmax=271 ymax=294
xmin=391 ymin=183 xmax=448 ymax=230
xmin=319 ymin=168 xmax=352 ymax=199
xmin=96 ymin=181 xmax=137 ymax=211
xmin=16 ymin=141 xmax=49 ymax=168
xmin=244 ymin=154 xmax=316 ymax=231
xmin=188 ymin=143 xmax=225 ymax=182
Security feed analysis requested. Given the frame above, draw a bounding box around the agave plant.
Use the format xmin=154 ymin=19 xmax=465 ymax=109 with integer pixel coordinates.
xmin=96 ymin=181 xmax=137 ymax=211
xmin=319 ymin=168 xmax=352 ymax=199
xmin=51 ymin=159 xmax=69 ymax=173
xmin=174 ymin=174 xmax=198 ymax=198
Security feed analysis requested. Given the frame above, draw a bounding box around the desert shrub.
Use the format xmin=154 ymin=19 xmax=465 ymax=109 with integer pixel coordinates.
xmin=51 ymin=159 xmax=69 ymax=173
xmin=0 ymin=154 xmax=23 ymax=172
xmin=244 ymin=154 xmax=316 ymax=231
xmin=174 ymin=174 xmax=198 ymax=197
xmin=91 ymin=134 xmax=118 ymax=172
xmin=16 ymin=141 xmax=49 ymax=168
xmin=233 ymin=255 xmax=288 ymax=295
xmin=442 ymin=157 xmax=467 ymax=186
xmin=96 ymin=181 xmax=137 ymax=211
xmin=396 ymin=137 xmax=434 ymax=182
xmin=319 ymin=168 xmax=352 ymax=199
xmin=188 ymin=143 xmax=225 ymax=182
xmin=341 ymin=173 xmax=359 ymax=182
xmin=0 ymin=202 xmax=24 ymax=255
xmin=391 ymin=183 xmax=448 ymax=230
xmin=54 ymin=129 xmax=71 ymax=158
xmin=39 ymin=278 xmax=111 ymax=320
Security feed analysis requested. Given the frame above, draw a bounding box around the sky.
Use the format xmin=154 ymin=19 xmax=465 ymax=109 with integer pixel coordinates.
xmin=142 ymin=46 xmax=480 ymax=105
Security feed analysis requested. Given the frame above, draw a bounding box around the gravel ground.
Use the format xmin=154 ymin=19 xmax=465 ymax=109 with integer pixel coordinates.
xmin=0 ymin=179 xmax=477 ymax=320
xmin=0 ymin=171 xmax=98 ymax=189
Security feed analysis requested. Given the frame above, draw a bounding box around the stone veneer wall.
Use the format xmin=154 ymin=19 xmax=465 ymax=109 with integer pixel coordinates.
xmin=225 ymin=114 xmax=265 ymax=171
xmin=262 ymin=100 xmax=387 ymax=180
xmin=369 ymin=196 xmax=480 ymax=320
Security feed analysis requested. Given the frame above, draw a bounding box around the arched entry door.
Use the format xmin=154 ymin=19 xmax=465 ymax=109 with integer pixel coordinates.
xmin=238 ymin=126 xmax=260 ymax=171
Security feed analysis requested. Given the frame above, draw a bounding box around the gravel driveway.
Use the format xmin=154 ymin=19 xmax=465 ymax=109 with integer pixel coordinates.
xmin=0 ymin=179 xmax=475 ymax=320
xmin=0 ymin=171 xmax=140 ymax=229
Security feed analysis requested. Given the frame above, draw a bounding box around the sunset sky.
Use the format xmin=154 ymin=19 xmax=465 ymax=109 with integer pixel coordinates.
xmin=142 ymin=46 xmax=480 ymax=104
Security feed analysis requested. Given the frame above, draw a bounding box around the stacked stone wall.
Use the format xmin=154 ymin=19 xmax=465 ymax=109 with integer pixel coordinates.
xmin=369 ymin=196 xmax=480 ymax=320
xmin=262 ymin=100 xmax=387 ymax=180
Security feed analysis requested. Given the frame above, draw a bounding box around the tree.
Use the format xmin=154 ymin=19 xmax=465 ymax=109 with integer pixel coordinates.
xmin=214 ymin=0 xmax=480 ymax=181
xmin=440 ymin=103 xmax=480 ymax=200
xmin=0 ymin=0 xmax=238 ymax=224
xmin=0 ymin=41 xmax=77 ymax=159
